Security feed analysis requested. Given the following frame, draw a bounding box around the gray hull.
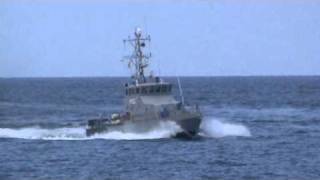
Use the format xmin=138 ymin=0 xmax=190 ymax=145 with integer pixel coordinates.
xmin=86 ymin=116 xmax=202 ymax=139
xmin=175 ymin=117 xmax=202 ymax=138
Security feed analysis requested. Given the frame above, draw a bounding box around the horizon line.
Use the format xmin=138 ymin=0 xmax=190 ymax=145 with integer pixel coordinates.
xmin=1 ymin=74 xmax=320 ymax=79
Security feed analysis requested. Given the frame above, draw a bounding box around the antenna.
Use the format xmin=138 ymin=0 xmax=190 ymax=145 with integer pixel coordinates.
xmin=123 ymin=28 xmax=151 ymax=83
xmin=177 ymin=76 xmax=185 ymax=105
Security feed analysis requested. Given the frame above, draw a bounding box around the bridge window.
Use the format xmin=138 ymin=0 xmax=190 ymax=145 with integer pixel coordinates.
xmin=150 ymin=86 xmax=154 ymax=93
xmin=156 ymin=86 xmax=161 ymax=93
xmin=161 ymin=85 xmax=167 ymax=93
xmin=168 ymin=84 xmax=172 ymax=92
xmin=127 ymin=84 xmax=172 ymax=96
xmin=142 ymin=87 xmax=147 ymax=94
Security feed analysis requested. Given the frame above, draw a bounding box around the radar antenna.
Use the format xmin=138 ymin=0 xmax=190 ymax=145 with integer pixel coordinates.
xmin=123 ymin=28 xmax=151 ymax=83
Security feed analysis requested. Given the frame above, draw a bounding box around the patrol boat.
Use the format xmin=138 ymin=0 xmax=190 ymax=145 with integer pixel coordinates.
xmin=86 ymin=28 xmax=202 ymax=138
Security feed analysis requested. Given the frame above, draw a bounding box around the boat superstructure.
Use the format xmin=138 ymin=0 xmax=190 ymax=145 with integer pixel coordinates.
xmin=86 ymin=28 xmax=202 ymax=138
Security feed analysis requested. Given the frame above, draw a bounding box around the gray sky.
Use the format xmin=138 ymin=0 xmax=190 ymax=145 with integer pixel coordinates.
xmin=1 ymin=0 xmax=320 ymax=77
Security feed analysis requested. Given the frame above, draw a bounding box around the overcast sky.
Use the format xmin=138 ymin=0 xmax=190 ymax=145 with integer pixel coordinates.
xmin=0 ymin=0 xmax=320 ymax=77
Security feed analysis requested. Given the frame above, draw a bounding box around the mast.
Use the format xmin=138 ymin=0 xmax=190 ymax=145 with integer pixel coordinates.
xmin=123 ymin=28 xmax=151 ymax=83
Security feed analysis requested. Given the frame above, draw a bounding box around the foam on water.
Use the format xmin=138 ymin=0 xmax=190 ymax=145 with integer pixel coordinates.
xmin=0 ymin=126 xmax=87 ymax=140
xmin=91 ymin=121 xmax=182 ymax=140
xmin=0 ymin=118 xmax=251 ymax=140
xmin=0 ymin=121 xmax=182 ymax=140
xmin=200 ymin=118 xmax=251 ymax=138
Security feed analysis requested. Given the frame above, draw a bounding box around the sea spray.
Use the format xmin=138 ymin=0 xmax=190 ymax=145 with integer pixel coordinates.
xmin=200 ymin=118 xmax=251 ymax=138
xmin=0 ymin=121 xmax=182 ymax=140
xmin=92 ymin=121 xmax=181 ymax=140
xmin=0 ymin=126 xmax=86 ymax=140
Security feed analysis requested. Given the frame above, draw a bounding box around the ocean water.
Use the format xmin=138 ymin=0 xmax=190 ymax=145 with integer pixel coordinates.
xmin=0 ymin=76 xmax=320 ymax=180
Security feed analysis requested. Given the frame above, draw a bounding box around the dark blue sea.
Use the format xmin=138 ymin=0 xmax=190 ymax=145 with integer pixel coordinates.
xmin=1 ymin=76 xmax=320 ymax=180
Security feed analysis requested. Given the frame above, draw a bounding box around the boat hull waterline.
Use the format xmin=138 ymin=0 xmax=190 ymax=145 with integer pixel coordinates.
xmin=86 ymin=116 xmax=201 ymax=139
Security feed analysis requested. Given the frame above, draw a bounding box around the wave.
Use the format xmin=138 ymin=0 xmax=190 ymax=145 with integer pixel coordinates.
xmin=0 ymin=127 xmax=87 ymax=140
xmin=0 ymin=118 xmax=251 ymax=140
xmin=200 ymin=118 xmax=251 ymax=138
xmin=0 ymin=121 xmax=182 ymax=140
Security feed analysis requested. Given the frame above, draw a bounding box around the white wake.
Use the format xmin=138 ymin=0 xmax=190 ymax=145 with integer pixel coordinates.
xmin=0 ymin=121 xmax=182 ymax=140
xmin=0 ymin=118 xmax=251 ymax=140
xmin=200 ymin=118 xmax=251 ymax=138
xmin=0 ymin=127 xmax=88 ymax=140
